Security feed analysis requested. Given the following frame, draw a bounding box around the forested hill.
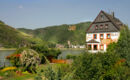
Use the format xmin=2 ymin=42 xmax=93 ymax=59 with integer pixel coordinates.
xmin=0 ymin=20 xmax=32 ymax=48
xmin=18 ymin=22 xmax=91 ymax=45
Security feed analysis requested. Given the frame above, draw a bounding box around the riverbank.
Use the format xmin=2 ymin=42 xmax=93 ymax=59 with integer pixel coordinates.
xmin=0 ymin=48 xmax=16 ymax=50
xmin=58 ymin=48 xmax=86 ymax=50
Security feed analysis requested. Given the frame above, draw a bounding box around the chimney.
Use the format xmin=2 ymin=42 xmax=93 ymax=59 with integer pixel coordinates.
xmin=111 ymin=11 xmax=114 ymax=18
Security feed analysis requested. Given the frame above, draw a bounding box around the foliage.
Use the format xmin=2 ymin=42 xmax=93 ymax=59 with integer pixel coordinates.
xmin=6 ymin=47 xmax=28 ymax=67
xmin=107 ymin=42 xmax=117 ymax=53
xmin=18 ymin=22 xmax=91 ymax=46
xmin=44 ymin=66 xmax=56 ymax=80
xmin=42 ymin=64 xmax=72 ymax=80
xmin=107 ymin=25 xmax=130 ymax=67
xmin=0 ymin=20 xmax=31 ymax=48
xmin=14 ymin=47 xmax=28 ymax=54
xmin=66 ymin=54 xmax=79 ymax=59
xmin=0 ymin=20 xmax=48 ymax=48
xmin=116 ymin=26 xmax=130 ymax=67
xmin=0 ymin=70 xmax=36 ymax=80
xmin=31 ymin=44 xmax=61 ymax=64
xmin=20 ymin=49 xmax=41 ymax=73
xmin=72 ymin=52 xmax=127 ymax=80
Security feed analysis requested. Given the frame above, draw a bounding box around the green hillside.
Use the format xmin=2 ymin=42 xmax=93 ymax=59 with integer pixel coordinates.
xmin=18 ymin=22 xmax=91 ymax=46
xmin=0 ymin=21 xmax=33 ymax=48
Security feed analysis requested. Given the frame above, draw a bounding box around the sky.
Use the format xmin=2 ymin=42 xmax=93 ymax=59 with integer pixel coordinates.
xmin=0 ymin=0 xmax=130 ymax=29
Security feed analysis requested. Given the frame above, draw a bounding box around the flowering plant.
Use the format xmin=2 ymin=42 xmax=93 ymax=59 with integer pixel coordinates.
xmin=0 ymin=67 xmax=16 ymax=72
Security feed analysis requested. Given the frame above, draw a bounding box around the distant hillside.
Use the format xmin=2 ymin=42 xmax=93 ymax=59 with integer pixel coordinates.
xmin=0 ymin=20 xmax=33 ymax=48
xmin=18 ymin=22 xmax=91 ymax=46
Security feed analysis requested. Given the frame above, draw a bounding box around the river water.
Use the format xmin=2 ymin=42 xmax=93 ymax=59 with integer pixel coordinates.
xmin=0 ymin=50 xmax=15 ymax=67
xmin=58 ymin=49 xmax=85 ymax=59
xmin=0 ymin=49 xmax=85 ymax=67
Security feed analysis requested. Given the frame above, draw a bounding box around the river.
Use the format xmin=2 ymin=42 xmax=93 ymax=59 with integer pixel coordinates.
xmin=0 ymin=49 xmax=85 ymax=67
xmin=0 ymin=50 xmax=15 ymax=67
xmin=58 ymin=49 xmax=85 ymax=59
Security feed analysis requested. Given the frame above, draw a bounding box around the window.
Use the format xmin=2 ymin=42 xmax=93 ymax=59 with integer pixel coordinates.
xmin=100 ymin=25 xmax=103 ymax=29
xmin=93 ymin=34 xmax=97 ymax=39
xmin=88 ymin=45 xmax=91 ymax=50
xmin=95 ymin=25 xmax=98 ymax=30
xmin=107 ymin=34 xmax=111 ymax=39
xmin=100 ymin=44 xmax=104 ymax=51
xmin=100 ymin=34 xmax=104 ymax=39
xmin=105 ymin=24 xmax=108 ymax=29
xmin=94 ymin=45 xmax=98 ymax=50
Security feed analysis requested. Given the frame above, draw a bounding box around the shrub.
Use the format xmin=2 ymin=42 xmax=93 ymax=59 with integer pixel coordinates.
xmin=20 ymin=49 xmax=41 ymax=73
xmin=107 ymin=25 xmax=130 ymax=67
xmin=66 ymin=54 xmax=78 ymax=59
xmin=31 ymin=44 xmax=61 ymax=64
xmin=116 ymin=26 xmax=130 ymax=67
xmin=72 ymin=52 xmax=127 ymax=80
xmin=39 ymin=64 xmax=73 ymax=80
xmin=7 ymin=47 xmax=28 ymax=67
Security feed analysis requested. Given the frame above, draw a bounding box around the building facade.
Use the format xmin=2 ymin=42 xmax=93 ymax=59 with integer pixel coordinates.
xmin=86 ymin=10 xmax=123 ymax=53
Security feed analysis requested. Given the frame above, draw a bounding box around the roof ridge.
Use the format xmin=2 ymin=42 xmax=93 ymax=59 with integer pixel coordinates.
xmin=86 ymin=10 xmax=123 ymax=33
xmin=101 ymin=11 xmax=121 ymax=30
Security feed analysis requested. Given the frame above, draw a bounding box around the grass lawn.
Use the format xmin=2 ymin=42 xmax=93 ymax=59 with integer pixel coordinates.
xmin=0 ymin=47 xmax=16 ymax=50
xmin=6 ymin=74 xmax=36 ymax=80
xmin=0 ymin=71 xmax=36 ymax=80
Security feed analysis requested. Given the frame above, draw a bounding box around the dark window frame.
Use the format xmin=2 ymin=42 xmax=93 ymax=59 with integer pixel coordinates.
xmin=100 ymin=34 xmax=104 ymax=39
xmin=100 ymin=44 xmax=104 ymax=51
xmin=88 ymin=44 xmax=92 ymax=50
xmin=93 ymin=34 xmax=97 ymax=39
xmin=95 ymin=25 xmax=98 ymax=30
xmin=93 ymin=44 xmax=98 ymax=50
xmin=100 ymin=25 xmax=103 ymax=29
xmin=107 ymin=34 xmax=111 ymax=39
xmin=105 ymin=24 xmax=108 ymax=29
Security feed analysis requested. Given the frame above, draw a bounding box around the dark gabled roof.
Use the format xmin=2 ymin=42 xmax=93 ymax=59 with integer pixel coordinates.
xmin=86 ymin=10 xmax=123 ymax=33
xmin=87 ymin=39 xmax=99 ymax=43
xmin=102 ymin=11 xmax=123 ymax=30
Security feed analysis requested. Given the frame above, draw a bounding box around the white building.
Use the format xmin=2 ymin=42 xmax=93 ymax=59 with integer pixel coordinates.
xmin=86 ymin=10 xmax=123 ymax=53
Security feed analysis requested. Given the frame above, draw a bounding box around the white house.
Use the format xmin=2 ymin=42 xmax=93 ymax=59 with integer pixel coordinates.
xmin=86 ymin=10 xmax=123 ymax=53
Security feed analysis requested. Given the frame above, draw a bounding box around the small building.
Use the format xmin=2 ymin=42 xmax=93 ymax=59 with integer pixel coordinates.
xmin=68 ymin=25 xmax=76 ymax=31
xmin=86 ymin=10 xmax=123 ymax=53
xmin=71 ymin=45 xmax=85 ymax=48
xmin=56 ymin=44 xmax=65 ymax=48
xmin=79 ymin=45 xmax=85 ymax=48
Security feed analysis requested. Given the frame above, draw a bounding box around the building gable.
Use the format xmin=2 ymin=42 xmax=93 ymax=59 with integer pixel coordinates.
xmin=87 ymin=11 xmax=123 ymax=33
xmin=94 ymin=11 xmax=110 ymax=23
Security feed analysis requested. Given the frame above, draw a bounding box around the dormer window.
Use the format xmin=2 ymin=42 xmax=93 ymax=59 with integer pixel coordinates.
xmin=95 ymin=25 xmax=98 ymax=30
xmin=105 ymin=24 xmax=108 ymax=29
xmin=100 ymin=25 xmax=103 ymax=29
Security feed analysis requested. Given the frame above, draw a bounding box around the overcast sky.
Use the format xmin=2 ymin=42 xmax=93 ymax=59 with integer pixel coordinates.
xmin=0 ymin=0 xmax=130 ymax=29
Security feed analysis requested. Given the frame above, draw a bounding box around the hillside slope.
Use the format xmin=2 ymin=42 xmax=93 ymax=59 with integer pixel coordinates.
xmin=0 ymin=21 xmax=32 ymax=48
xmin=18 ymin=22 xmax=91 ymax=46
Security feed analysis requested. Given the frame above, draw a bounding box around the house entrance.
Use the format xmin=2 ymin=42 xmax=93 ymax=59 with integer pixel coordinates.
xmin=93 ymin=45 xmax=97 ymax=50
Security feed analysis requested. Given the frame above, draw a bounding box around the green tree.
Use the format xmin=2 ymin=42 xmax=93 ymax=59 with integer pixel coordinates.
xmin=116 ymin=26 xmax=130 ymax=67
xmin=72 ymin=52 xmax=126 ymax=80
xmin=31 ymin=44 xmax=61 ymax=64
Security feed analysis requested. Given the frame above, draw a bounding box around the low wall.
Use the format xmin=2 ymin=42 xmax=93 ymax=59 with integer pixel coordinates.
xmin=51 ymin=59 xmax=72 ymax=64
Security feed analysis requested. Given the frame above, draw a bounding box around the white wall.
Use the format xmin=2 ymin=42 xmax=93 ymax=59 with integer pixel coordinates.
xmin=86 ymin=32 xmax=120 ymax=53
